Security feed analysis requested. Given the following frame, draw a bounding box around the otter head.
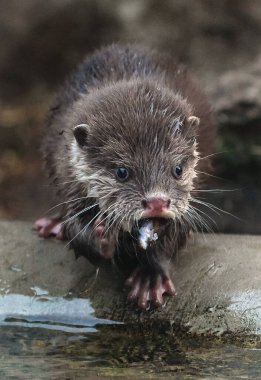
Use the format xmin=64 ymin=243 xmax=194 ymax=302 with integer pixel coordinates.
xmin=70 ymin=79 xmax=199 ymax=235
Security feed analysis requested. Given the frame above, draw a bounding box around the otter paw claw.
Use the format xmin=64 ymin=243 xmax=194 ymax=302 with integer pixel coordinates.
xmin=34 ymin=217 xmax=64 ymax=240
xmin=125 ymin=267 xmax=176 ymax=310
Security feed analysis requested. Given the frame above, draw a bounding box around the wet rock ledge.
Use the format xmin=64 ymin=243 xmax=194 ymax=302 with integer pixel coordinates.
xmin=0 ymin=221 xmax=260 ymax=338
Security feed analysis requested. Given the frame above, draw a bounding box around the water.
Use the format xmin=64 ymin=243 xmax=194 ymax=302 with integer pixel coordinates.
xmin=0 ymin=294 xmax=260 ymax=379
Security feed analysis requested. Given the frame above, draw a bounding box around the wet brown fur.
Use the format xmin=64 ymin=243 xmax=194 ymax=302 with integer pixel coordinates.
xmin=42 ymin=44 xmax=216 ymax=274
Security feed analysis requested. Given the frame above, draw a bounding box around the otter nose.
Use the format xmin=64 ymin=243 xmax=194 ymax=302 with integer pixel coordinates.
xmin=142 ymin=197 xmax=170 ymax=213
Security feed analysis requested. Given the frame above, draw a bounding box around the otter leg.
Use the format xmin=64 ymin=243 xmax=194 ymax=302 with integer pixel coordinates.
xmin=34 ymin=217 xmax=64 ymax=240
xmin=93 ymin=216 xmax=115 ymax=259
xmin=66 ymin=214 xmax=116 ymax=263
xmin=125 ymin=266 xmax=176 ymax=310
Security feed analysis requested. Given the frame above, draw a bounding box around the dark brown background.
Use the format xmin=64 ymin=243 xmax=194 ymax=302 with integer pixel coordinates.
xmin=0 ymin=0 xmax=260 ymax=233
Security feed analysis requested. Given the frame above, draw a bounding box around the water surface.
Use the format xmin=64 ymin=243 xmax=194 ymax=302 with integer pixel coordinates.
xmin=0 ymin=293 xmax=260 ymax=379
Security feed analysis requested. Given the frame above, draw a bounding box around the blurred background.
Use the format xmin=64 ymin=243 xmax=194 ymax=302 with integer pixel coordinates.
xmin=0 ymin=0 xmax=260 ymax=233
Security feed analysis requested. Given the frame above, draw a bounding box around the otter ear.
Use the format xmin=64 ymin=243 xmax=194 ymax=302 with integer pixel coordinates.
xmin=171 ymin=116 xmax=200 ymax=136
xmin=183 ymin=116 xmax=200 ymax=142
xmin=73 ymin=124 xmax=89 ymax=147
xmin=187 ymin=116 xmax=200 ymax=129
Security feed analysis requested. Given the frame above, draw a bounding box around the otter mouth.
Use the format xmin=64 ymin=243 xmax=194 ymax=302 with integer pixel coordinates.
xmin=137 ymin=217 xmax=170 ymax=228
xmin=132 ymin=217 xmax=171 ymax=250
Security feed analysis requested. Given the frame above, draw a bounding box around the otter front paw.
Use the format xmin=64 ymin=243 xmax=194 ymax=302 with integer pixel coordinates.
xmin=34 ymin=217 xmax=64 ymax=240
xmin=93 ymin=217 xmax=115 ymax=259
xmin=125 ymin=267 xmax=176 ymax=310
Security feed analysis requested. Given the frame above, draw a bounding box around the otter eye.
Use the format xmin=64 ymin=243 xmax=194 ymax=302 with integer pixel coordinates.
xmin=115 ymin=167 xmax=129 ymax=182
xmin=173 ymin=164 xmax=183 ymax=179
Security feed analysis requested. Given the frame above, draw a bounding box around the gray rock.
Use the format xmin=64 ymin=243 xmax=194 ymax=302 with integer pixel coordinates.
xmin=0 ymin=221 xmax=260 ymax=338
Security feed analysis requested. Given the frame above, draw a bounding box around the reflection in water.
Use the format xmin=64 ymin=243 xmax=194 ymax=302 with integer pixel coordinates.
xmin=0 ymin=293 xmax=260 ymax=379
xmin=0 ymin=293 xmax=119 ymax=333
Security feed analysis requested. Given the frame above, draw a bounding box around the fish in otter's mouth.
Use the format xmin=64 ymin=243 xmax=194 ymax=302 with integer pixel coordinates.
xmin=132 ymin=217 xmax=171 ymax=250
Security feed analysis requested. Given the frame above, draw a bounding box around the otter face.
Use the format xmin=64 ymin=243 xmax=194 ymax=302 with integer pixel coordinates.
xmin=70 ymin=80 xmax=199 ymax=234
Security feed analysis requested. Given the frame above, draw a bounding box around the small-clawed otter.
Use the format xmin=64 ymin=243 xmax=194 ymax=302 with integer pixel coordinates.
xmin=35 ymin=44 xmax=216 ymax=310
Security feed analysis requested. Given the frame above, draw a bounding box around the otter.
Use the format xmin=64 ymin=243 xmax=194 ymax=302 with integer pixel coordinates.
xmin=35 ymin=44 xmax=216 ymax=310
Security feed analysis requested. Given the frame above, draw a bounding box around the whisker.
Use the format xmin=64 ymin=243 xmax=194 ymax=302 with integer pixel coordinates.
xmin=191 ymin=188 xmax=239 ymax=193
xmin=183 ymin=209 xmax=201 ymax=232
xmin=198 ymin=151 xmax=227 ymax=161
xmin=188 ymin=205 xmax=217 ymax=230
xmin=190 ymin=205 xmax=217 ymax=225
xmin=190 ymin=197 xmax=242 ymax=221
xmin=186 ymin=203 xmax=214 ymax=233
xmin=65 ymin=208 xmax=104 ymax=248
xmin=80 ymin=267 xmax=100 ymax=294
xmin=62 ymin=203 xmax=98 ymax=226
xmin=45 ymin=197 xmax=88 ymax=214
xmin=89 ymin=204 xmax=116 ymax=240
xmin=191 ymin=197 xmax=219 ymax=214
xmin=188 ymin=212 xmax=213 ymax=234
xmin=195 ymin=170 xmax=224 ymax=181
xmin=103 ymin=207 xmax=125 ymax=237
